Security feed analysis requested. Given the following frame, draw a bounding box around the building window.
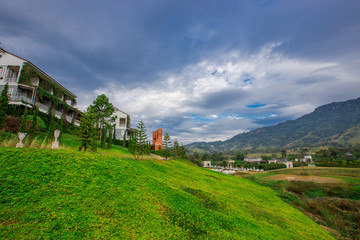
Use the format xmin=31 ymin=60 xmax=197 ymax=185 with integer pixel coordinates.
xmin=119 ymin=118 xmax=126 ymax=127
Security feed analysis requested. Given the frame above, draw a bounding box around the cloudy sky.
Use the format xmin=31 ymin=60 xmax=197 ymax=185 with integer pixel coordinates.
xmin=1 ymin=0 xmax=360 ymax=143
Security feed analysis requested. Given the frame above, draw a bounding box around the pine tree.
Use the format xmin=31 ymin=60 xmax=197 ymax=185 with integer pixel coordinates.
xmin=100 ymin=125 xmax=107 ymax=148
xmin=91 ymin=94 xmax=114 ymax=141
xmin=19 ymin=107 xmax=29 ymax=132
xmin=173 ymin=140 xmax=180 ymax=159
xmin=129 ymin=120 xmax=148 ymax=160
xmin=79 ymin=108 xmax=97 ymax=152
xmin=179 ymin=143 xmax=187 ymax=159
xmin=0 ymin=83 xmax=9 ymax=127
xmin=162 ymin=132 xmax=172 ymax=160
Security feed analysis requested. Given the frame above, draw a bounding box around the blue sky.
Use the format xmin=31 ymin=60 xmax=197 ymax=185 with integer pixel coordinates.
xmin=1 ymin=0 xmax=360 ymax=143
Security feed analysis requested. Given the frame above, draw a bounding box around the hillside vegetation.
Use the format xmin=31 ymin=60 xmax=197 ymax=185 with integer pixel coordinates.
xmin=0 ymin=148 xmax=333 ymax=239
xmin=188 ymin=97 xmax=360 ymax=152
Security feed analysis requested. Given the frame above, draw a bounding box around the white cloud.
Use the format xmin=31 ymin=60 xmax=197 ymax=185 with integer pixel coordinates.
xmin=77 ymin=42 xmax=360 ymax=143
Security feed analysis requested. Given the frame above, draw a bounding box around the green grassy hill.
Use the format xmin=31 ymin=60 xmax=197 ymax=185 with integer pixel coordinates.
xmin=0 ymin=148 xmax=333 ymax=239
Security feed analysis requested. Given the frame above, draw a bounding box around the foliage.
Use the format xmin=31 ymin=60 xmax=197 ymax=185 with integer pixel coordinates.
xmin=244 ymin=167 xmax=360 ymax=239
xmin=19 ymin=107 xmax=29 ymax=132
xmin=79 ymin=108 xmax=97 ymax=152
xmin=91 ymin=94 xmax=115 ymax=142
xmin=58 ymin=115 xmax=64 ymax=143
xmin=0 ymin=148 xmax=333 ymax=239
xmin=0 ymin=83 xmax=9 ymax=127
xmin=28 ymin=106 xmax=39 ymax=137
xmin=129 ymin=120 xmax=148 ymax=160
xmin=162 ymin=132 xmax=172 ymax=160
xmin=100 ymin=126 xmax=107 ymax=149
xmin=46 ymin=114 xmax=55 ymax=142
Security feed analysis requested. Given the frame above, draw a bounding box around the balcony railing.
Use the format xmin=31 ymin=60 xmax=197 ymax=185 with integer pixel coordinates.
xmin=55 ymin=110 xmax=63 ymax=119
xmin=37 ymin=102 xmax=50 ymax=113
xmin=65 ymin=115 xmax=73 ymax=122
xmin=4 ymin=77 xmax=17 ymax=83
xmin=74 ymin=120 xmax=80 ymax=126
xmin=9 ymin=94 xmax=33 ymax=105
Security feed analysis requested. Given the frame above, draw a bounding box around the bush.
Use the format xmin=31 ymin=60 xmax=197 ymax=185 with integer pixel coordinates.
xmin=1 ymin=116 xmax=21 ymax=132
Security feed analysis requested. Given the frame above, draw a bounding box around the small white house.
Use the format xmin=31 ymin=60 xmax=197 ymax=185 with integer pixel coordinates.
xmin=112 ymin=107 xmax=132 ymax=140
xmin=202 ymin=161 xmax=212 ymax=168
xmin=278 ymin=159 xmax=293 ymax=168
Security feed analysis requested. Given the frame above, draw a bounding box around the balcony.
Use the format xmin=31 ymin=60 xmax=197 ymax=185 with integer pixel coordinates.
xmin=37 ymin=102 xmax=50 ymax=113
xmin=55 ymin=110 xmax=63 ymax=119
xmin=9 ymin=94 xmax=33 ymax=105
xmin=65 ymin=114 xmax=73 ymax=122
xmin=3 ymin=77 xmax=17 ymax=83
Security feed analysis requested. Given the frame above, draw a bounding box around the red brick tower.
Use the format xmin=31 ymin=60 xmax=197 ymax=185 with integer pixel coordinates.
xmin=152 ymin=129 xmax=163 ymax=151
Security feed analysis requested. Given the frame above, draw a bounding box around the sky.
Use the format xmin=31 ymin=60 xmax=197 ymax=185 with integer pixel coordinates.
xmin=1 ymin=0 xmax=360 ymax=144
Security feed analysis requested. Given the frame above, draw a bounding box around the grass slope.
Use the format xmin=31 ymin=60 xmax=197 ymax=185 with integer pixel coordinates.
xmin=0 ymin=148 xmax=333 ymax=239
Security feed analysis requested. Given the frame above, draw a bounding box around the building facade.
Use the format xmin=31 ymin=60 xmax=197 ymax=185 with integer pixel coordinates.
xmin=112 ymin=108 xmax=133 ymax=140
xmin=152 ymin=128 xmax=163 ymax=151
xmin=0 ymin=47 xmax=80 ymax=125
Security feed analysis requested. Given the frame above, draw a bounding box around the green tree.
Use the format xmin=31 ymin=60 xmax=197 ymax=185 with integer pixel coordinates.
xmin=19 ymin=107 xmax=29 ymax=132
xmin=47 ymin=114 xmax=55 ymax=142
xmin=0 ymin=83 xmax=9 ymax=127
xmin=179 ymin=143 xmax=187 ymax=158
xmin=91 ymin=94 xmax=115 ymax=142
xmin=100 ymin=125 xmax=107 ymax=148
xmin=202 ymin=153 xmax=210 ymax=161
xmin=79 ymin=108 xmax=97 ymax=152
xmin=129 ymin=120 xmax=148 ymax=160
xmin=162 ymin=132 xmax=172 ymax=160
xmin=173 ymin=140 xmax=180 ymax=159
xmin=28 ymin=106 xmax=39 ymax=137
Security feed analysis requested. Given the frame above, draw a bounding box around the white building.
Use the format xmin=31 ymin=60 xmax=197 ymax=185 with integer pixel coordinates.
xmin=277 ymin=159 xmax=293 ymax=168
xmin=244 ymin=156 xmax=263 ymax=164
xmin=202 ymin=161 xmax=212 ymax=167
xmin=0 ymin=47 xmax=80 ymax=125
xmin=112 ymin=107 xmax=133 ymax=140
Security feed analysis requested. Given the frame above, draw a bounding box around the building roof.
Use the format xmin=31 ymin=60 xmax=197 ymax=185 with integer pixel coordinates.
xmin=114 ymin=107 xmax=129 ymax=116
xmin=0 ymin=47 xmax=77 ymax=99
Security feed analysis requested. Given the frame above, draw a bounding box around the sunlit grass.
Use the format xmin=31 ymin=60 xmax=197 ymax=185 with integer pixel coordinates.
xmin=0 ymin=147 xmax=333 ymax=239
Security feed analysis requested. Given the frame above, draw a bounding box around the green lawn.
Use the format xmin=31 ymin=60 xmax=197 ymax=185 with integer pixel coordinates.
xmin=0 ymin=148 xmax=333 ymax=239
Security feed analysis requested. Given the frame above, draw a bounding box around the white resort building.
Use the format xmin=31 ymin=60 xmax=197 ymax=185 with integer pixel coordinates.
xmin=0 ymin=47 xmax=80 ymax=125
xmin=112 ymin=107 xmax=133 ymax=140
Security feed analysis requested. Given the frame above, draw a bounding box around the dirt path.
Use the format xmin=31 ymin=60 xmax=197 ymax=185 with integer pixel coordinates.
xmin=267 ymin=174 xmax=344 ymax=183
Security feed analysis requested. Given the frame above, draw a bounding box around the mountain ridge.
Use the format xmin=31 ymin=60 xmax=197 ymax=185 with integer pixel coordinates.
xmin=187 ymin=97 xmax=360 ymax=152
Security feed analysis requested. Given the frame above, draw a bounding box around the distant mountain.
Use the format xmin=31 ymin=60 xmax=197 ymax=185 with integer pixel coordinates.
xmin=187 ymin=97 xmax=360 ymax=152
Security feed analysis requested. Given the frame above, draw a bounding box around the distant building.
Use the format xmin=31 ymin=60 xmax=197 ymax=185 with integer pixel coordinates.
xmin=202 ymin=161 xmax=212 ymax=167
xmin=152 ymin=128 xmax=163 ymax=151
xmin=244 ymin=156 xmax=263 ymax=164
xmin=225 ymin=159 xmax=235 ymax=168
xmin=302 ymin=152 xmax=312 ymax=162
xmin=0 ymin=47 xmax=80 ymax=125
xmin=277 ymin=159 xmax=293 ymax=168
xmin=268 ymin=159 xmax=277 ymax=164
